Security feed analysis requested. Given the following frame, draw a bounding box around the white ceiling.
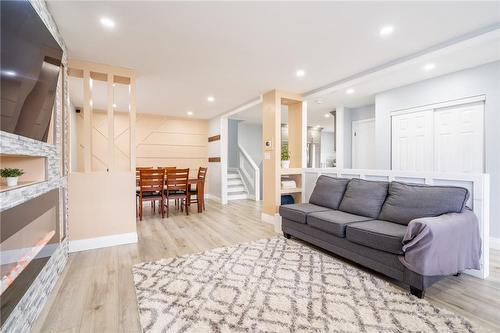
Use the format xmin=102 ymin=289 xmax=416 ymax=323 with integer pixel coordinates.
xmin=48 ymin=1 xmax=500 ymax=119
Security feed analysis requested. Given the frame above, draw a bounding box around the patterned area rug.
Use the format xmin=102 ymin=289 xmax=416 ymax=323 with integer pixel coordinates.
xmin=133 ymin=237 xmax=474 ymax=332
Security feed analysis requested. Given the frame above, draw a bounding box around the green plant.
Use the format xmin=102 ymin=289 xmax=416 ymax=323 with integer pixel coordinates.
xmin=0 ymin=168 xmax=24 ymax=178
xmin=281 ymin=144 xmax=290 ymax=161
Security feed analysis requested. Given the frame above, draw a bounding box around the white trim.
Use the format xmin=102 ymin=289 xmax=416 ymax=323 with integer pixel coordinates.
xmin=491 ymin=237 xmax=500 ymax=250
xmin=205 ymin=193 xmax=221 ymax=203
xmin=238 ymin=144 xmax=260 ymax=201
xmin=261 ymin=212 xmax=282 ymax=233
xmin=68 ymin=232 xmax=138 ymax=253
xmin=390 ymin=95 xmax=485 ymax=117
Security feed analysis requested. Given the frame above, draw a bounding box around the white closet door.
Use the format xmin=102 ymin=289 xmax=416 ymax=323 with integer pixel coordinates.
xmin=352 ymin=119 xmax=376 ymax=169
xmin=434 ymin=102 xmax=484 ymax=173
xmin=392 ymin=110 xmax=433 ymax=171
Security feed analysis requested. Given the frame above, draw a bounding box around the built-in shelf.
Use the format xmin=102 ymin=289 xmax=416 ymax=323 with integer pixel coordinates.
xmin=0 ymin=180 xmax=46 ymax=193
xmin=281 ymin=187 xmax=302 ymax=195
xmin=281 ymin=168 xmax=303 ymax=175
xmin=0 ymin=154 xmax=47 ymax=193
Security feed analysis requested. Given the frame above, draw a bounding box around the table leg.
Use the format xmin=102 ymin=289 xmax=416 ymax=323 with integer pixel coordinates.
xmin=197 ymin=182 xmax=202 ymax=213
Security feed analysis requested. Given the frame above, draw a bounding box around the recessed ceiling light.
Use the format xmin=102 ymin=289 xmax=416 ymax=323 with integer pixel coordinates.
xmin=100 ymin=17 xmax=115 ymax=29
xmin=296 ymin=69 xmax=306 ymax=77
xmin=187 ymin=111 xmax=193 ymax=116
xmin=379 ymin=25 xmax=394 ymax=37
xmin=1 ymin=70 xmax=17 ymax=77
xmin=324 ymin=113 xmax=331 ymax=118
xmin=423 ymin=63 xmax=436 ymax=71
xmin=346 ymin=88 xmax=355 ymax=95
xmin=113 ymin=103 xmax=117 ymax=108
xmin=207 ymin=96 xmax=215 ymax=102
xmin=315 ymin=99 xmax=323 ymax=104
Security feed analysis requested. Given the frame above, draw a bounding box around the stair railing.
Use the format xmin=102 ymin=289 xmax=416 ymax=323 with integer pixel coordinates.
xmin=238 ymin=144 xmax=260 ymax=201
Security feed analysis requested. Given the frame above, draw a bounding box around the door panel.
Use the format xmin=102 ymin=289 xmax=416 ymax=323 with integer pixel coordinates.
xmin=434 ymin=103 xmax=484 ymax=173
xmin=352 ymin=119 xmax=375 ymax=169
xmin=392 ymin=110 xmax=433 ymax=171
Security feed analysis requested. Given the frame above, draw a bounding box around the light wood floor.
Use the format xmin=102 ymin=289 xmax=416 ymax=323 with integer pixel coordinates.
xmin=33 ymin=200 xmax=500 ymax=332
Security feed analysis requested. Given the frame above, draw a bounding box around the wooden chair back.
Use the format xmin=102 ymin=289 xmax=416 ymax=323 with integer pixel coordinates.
xmin=139 ymin=169 xmax=165 ymax=194
xmin=136 ymin=166 xmax=153 ymax=180
xmin=197 ymin=167 xmax=208 ymax=182
xmin=166 ymin=168 xmax=189 ymax=194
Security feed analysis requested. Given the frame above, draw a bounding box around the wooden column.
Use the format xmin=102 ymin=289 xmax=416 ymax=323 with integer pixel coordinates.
xmin=107 ymin=75 xmax=114 ymax=172
xmin=82 ymin=70 xmax=92 ymax=172
xmin=129 ymin=76 xmax=137 ymax=171
xmin=287 ymin=101 xmax=303 ymax=168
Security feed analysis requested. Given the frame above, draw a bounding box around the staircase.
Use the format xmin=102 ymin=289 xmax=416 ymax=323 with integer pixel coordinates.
xmin=227 ymin=168 xmax=249 ymax=200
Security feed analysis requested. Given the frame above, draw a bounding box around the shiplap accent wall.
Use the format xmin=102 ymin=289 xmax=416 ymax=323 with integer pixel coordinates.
xmin=77 ymin=112 xmax=208 ymax=175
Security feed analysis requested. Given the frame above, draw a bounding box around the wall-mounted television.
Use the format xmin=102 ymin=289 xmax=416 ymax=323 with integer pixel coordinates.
xmin=1 ymin=0 xmax=63 ymax=142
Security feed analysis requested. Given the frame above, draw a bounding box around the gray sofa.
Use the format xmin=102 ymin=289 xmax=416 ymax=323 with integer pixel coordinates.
xmin=279 ymin=176 xmax=471 ymax=298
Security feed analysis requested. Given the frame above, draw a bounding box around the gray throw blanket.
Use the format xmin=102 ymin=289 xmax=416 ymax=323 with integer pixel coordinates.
xmin=399 ymin=209 xmax=481 ymax=276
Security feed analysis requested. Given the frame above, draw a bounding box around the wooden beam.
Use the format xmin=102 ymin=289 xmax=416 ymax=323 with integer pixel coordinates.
xmin=82 ymin=70 xmax=92 ymax=172
xmin=68 ymin=59 xmax=135 ymax=78
xmin=107 ymin=74 xmax=114 ymax=172
xmin=208 ymin=135 xmax=221 ymax=142
xmin=129 ymin=77 xmax=137 ymax=171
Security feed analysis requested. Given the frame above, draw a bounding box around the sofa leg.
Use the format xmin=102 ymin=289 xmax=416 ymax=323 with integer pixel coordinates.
xmin=410 ymin=286 xmax=425 ymax=299
xmin=283 ymin=233 xmax=291 ymax=239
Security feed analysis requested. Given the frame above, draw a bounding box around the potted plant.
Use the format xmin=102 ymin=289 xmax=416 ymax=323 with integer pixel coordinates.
xmin=281 ymin=143 xmax=290 ymax=169
xmin=1 ymin=168 xmax=24 ymax=187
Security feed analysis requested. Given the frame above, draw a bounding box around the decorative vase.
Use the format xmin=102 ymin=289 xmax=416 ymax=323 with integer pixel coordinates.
xmin=281 ymin=160 xmax=290 ymax=169
xmin=5 ymin=177 xmax=18 ymax=187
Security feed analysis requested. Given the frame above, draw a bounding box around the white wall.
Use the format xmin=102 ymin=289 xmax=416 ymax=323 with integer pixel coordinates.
xmin=228 ymin=119 xmax=240 ymax=168
xmin=207 ymin=117 xmax=221 ymax=199
xmin=238 ymin=122 xmax=263 ymax=166
xmin=343 ymin=104 xmax=375 ymax=168
xmin=375 ymin=60 xmax=500 ymax=237
xmin=320 ymin=131 xmax=335 ymax=167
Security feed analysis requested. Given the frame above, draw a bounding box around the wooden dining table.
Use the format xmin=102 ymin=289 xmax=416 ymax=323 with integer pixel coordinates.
xmin=135 ymin=177 xmax=204 ymax=213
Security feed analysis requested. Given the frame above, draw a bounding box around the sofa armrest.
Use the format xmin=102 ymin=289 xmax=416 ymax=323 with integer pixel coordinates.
xmin=400 ymin=209 xmax=481 ymax=276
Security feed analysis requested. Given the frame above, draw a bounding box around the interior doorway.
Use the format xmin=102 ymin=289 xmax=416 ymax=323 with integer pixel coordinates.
xmin=352 ymin=118 xmax=376 ymax=169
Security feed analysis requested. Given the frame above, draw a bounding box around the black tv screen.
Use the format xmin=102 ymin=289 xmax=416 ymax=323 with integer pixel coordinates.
xmin=1 ymin=0 xmax=63 ymax=142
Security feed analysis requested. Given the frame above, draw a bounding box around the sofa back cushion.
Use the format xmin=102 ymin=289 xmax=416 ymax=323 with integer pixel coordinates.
xmin=338 ymin=179 xmax=389 ymax=218
xmin=309 ymin=176 xmax=350 ymax=209
xmin=378 ymin=181 xmax=469 ymax=225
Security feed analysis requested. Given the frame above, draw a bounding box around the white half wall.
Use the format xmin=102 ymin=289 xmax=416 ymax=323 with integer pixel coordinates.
xmin=375 ymin=60 xmax=500 ymax=237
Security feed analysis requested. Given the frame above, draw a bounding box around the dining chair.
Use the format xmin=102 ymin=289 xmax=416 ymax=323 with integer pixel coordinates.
xmin=189 ymin=167 xmax=208 ymax=211
xmin=164 ymin=168 xmax=189 ymax=217
xmin=138 ymin=168 xmax=165 ymax=221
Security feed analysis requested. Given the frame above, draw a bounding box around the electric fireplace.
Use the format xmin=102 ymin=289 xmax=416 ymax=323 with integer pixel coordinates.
xmin=0 ymin=189 xmax=60 ymax=325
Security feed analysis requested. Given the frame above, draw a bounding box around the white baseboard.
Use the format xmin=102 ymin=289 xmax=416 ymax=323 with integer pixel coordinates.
xmin=69 ymin=232 xmax=138 ymax=253
xmin=491 ymin=237 xmax=500 ymax=250
xmin=205 ymin=193 xmax=221 ymax=203
xmin=261 ymin=213 xmax=282 ymax=233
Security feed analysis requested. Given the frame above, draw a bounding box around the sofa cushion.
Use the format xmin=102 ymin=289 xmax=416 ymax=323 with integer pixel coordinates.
xmin=346 ymin=220 xmax=407 ymax=255
xmin=279 ymin=203 xmax=331 ymax=224
xmin=308 ymin=176 xmax=350 ymax=210
xmin=338 ymin=179 xmax=389 ymax=218
xmin=378 ymin=182 xmax=470 ymax=225
xmin=307 ymin=210 xmax=373 ymax=237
